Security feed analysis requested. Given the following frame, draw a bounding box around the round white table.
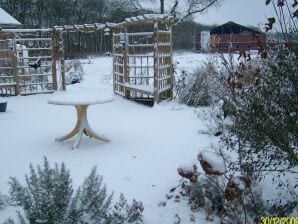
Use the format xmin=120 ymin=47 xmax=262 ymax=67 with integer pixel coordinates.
xmin=48 ymin=93 xmax=113 ymax=149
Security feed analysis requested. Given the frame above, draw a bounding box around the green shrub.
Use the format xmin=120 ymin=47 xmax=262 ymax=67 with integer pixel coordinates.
xmin=8 ymin=157 xmax=143 ymax=224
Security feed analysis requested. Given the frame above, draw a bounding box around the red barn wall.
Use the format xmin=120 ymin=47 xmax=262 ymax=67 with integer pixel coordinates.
xmin=210 ymin=34 xmax=266 ymax=53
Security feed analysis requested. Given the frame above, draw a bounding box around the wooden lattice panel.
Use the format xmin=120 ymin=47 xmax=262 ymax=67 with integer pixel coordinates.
xmin=15 ymin=34 xmax=54 ymax=95
xmin=0 ymin=34 xmax=16 ymax=96
xmin=112 ymin=16 xmax=173 ymax=104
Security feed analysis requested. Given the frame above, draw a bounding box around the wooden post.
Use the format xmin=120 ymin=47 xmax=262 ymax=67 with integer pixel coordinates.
xmin=60 ymin=32 xmax=66 ymax=91
xmin=123 ymin=26 xmax=130 ymax=98
xmin=153 ymin=20 xmax=159 ymax=103
xmin=169 ymin=26 xmax=173 ymax=100
xmin=12 ymin=37 xmax=19 ymax=95
xmin=51 ymin=31 xmax=58 ymax=91
xmin=112 ymin=31 xmax=116 ymax=93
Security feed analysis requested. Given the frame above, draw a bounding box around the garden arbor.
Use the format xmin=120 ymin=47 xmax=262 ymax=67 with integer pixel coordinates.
xmin=112 ymin=14 xmax=174 ymax=104
xmin=0 ymin=14 xmax=174 ymax=103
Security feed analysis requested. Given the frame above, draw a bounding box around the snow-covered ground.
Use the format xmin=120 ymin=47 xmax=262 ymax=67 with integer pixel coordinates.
xmin=0 ymin=52 xmax=216 ymax=223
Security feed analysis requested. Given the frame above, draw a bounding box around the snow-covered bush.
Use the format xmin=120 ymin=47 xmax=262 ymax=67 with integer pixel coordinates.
xmin=8 ymin=158 xmax=143 ymax=224
xmin=0 ymin=191 xmax=9 ymax=210
xmin=65 ymin=60 xmax=84 ymax=85
xmin=175 ymin=58 xmax=221 ymax=106
xmin=173 ymin=149 xmax=292 ymax=223
xmin=112 ymin=193 xmax=144 ymax=224
xmin=224 ymin=47 xmax=298 ymax=177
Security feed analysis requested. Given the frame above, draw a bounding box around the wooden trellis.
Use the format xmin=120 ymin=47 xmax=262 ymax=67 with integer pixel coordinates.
xmin=112 ymin=14 xmax=173 ymax=104
xmin=0 ymin=33 xmax=16 ymax=96
xmin=0 ymin=29 xmax=64 ymax=96
xmin=0 ymin=14 xmax=174 ymax=103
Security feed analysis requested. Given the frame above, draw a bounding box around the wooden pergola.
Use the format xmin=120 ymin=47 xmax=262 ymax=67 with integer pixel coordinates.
xmin=0 ymin=14 xmax=174 ymax=103
xmin=112 ymin=14 xmax=174 ymax=104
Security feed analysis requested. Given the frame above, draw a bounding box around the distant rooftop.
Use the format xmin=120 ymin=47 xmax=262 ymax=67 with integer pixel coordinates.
xmin=0 ymin=7 xmax=22 ymax=28
xmin=210 ymin=21 xmax=263 ymax=35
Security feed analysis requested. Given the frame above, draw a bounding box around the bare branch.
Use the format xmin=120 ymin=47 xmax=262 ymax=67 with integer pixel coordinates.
xmin=169 ymin=0 xmax=222 ymax=25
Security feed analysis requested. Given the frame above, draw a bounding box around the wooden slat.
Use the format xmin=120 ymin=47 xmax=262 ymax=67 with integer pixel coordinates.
xmin=19 ymin=82 xmax=53 ymax=86
xmin=127 ymin=44 xmax=154 ymax=47
xmin=0 ymin=49 xmax=12 ymax=52
xmin=0 ymin=82 xmax=17 ymax=86
xmin=159 ymin=65 xmax=171 ymax=69
xmin=0 ymin=75 xmax=14 ymax=78
xmin=114 ymin=72 xmax=124 ymax=76
xmin=20 ymin=90 xmax=54 ymax=96
xmin=17 ymin=56 xmax=52 ymax=59
xmin=127 ymin=54 xmax=154 ymax=57
xmin=17 ymin=65 xmax=51 ymax=68
xmin=129 ymin=76 xmax=154 ymax=78
xmin=16 ymin=47 xmax=52 ymax=51
xmin=128 ymin=65 xmax=154 ymax=68
xmin=18 ymin=73 xmax=51 ymax=77
xmin=127 ymin=32 xmax=153 ymax=36
xmin=15 ymin=38 xmax=51 ymax=41
xmin=157 ymin=42 xmax=171 ymax=46
xmin=158 ymin=75 xmax=171 ymax=81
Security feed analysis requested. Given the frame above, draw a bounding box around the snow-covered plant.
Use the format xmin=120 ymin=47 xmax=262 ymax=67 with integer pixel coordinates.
xmin=175 ymin=59 xmax=221 ymax=107
xmin=8 ymin=158 xmax=144 ymax=224
xmin=71 ymin=167 xmax=113 ymax=224
xmin=9 ymin=158 xmax=74 ymax=223
xmin=0 ymin=190 xmax=8 ymax=210
xmin=112 ymin=193 xmax=144 ymax=224
xmin=2 ymin=218 xmax=16 ymax=224
xmin=174 ymin=150 xmax=277 ymax=223
xmin=65 ymin=60 xmax=84 ymax=85
xmin=225 ymin=47 xmax=298 ymax=177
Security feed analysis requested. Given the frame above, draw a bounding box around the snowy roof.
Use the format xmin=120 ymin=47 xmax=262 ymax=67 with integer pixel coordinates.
xmin=0 ymin=7 xmax=22 ymax=27
xmin=122 ymin=14 xmax=174 ymax=26
xmin=53 ymin=14 xmax=173 ymax=32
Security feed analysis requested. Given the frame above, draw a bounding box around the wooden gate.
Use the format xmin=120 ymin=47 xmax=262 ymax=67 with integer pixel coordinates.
xmin=0 ymin=30 xmax=62 ymax=96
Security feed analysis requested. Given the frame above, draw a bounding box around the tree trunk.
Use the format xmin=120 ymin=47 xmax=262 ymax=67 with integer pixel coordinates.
xmin=160 ymin=0 xmax=164 ymax=14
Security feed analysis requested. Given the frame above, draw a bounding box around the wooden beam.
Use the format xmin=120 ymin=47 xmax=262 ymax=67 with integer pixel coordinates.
xmin=59 ymin=32 xmax=66 ymax=90
xmin=51 ymin=31 xmax=58 ymax=90
xmin=153 ymin=20 xmax=159 ymax=103
xmin=12 ymin=52 xmax=19 ymax=95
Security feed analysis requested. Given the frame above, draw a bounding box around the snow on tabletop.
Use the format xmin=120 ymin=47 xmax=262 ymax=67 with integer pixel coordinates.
xmin=198 ymin=150 xmax=227 ymax=174
xmin=47 ymin=93 xmax=114 ymax=106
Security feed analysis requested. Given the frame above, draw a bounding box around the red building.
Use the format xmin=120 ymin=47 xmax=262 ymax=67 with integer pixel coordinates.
xmin=196 ymin=21 xmax=266 ymax=53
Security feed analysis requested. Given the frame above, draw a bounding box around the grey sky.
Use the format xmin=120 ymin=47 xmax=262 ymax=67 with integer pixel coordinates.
xmin=141 ymin=0 xmax=275 ymax=27
xmin=194 ymin=0 xmax=274 ymax=27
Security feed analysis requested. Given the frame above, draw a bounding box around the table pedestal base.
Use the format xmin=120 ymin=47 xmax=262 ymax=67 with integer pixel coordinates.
xmin=56 ymin=105 xmax=109 ymax=149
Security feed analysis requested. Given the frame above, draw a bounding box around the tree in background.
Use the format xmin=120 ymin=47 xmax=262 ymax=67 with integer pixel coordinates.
xmin=157 ymin=0 xmax=223 ymax=22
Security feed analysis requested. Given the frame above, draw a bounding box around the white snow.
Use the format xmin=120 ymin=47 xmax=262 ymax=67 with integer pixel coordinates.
xmin=198 ymin=150 xmax=227 ymax=174
xmin=48 ymin=93 xmax=113 ymax=105
xmin=0 ymin=52 xmax=215 ymax=223
xmin=0 ymin=7 xmax=22 ymax=26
